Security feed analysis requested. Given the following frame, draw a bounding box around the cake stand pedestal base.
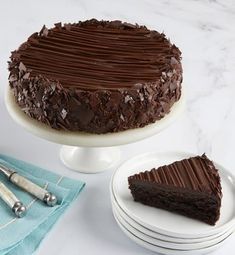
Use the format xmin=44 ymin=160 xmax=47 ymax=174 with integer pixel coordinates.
xmin=60 ymin=146 xmax=121 ymax=173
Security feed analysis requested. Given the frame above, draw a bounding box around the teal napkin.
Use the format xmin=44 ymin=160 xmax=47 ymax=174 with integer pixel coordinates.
xmin=0 ymin=154 xmax=85 ymax=255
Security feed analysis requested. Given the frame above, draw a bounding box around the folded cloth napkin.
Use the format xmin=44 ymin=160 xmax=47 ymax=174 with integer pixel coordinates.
xmin=0 ymin=154 xmax=85 ymax=255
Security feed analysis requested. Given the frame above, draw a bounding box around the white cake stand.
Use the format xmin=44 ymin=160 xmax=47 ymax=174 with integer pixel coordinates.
xmin=5 ymin=88 xmax=185 ymax=173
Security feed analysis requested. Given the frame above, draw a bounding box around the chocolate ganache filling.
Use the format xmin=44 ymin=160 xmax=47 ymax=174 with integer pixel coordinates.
xmin=9 ymin=19 xmax=183 ymax=134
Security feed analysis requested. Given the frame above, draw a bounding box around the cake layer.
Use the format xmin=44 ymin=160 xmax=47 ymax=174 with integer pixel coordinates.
xmin=128 ymin=155 xmax=222 ymax=225
xmin=8 ymin=19 xmax=183 ymax=133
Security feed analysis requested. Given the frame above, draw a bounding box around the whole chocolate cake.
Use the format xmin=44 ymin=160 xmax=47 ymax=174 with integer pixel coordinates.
xmin=8 ymin=19 xmax=182 ymax=134
xmin=128 ymin=154 xmax=222 ymax=225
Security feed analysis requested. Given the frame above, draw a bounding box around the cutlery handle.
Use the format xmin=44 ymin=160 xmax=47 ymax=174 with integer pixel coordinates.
xmin=0 ymin=182 xmax=26 ymax=217
xmin=0 ymin=164 xmax=15 ymax=178
xmin=9 ymin=173 xmax=57 ymax=206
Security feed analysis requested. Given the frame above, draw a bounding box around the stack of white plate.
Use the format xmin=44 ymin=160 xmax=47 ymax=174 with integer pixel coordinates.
xmin=110 ymin=152 xmax=235 ymax=255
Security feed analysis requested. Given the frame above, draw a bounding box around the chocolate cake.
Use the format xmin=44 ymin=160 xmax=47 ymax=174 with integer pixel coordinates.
xmin=8 ymin=19 xmax=182 ymax=134
xmin=128 ymin=154 xmax=222 ymax=225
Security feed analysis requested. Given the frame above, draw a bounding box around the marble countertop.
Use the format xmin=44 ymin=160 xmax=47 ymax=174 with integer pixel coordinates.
xmin=0 ymin=0 xmax=235 ymax=254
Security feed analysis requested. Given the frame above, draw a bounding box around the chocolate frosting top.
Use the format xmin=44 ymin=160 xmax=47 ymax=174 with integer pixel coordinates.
xmin=12 ymin=19 xmax=181 ymax=90
xmin=129 ymin=154 xmax=222 ymax=198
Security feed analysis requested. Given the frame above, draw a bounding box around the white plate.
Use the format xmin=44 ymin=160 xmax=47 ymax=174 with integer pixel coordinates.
xmin=112 ymin=151 xmax=235 ymax=238
xmin=113 ymin=209 xmax=233 ymax=255
xmin=111 ymin=188 xmax=235 ymax=243
xmin=112 ymin=204 xmax=234 ymax=250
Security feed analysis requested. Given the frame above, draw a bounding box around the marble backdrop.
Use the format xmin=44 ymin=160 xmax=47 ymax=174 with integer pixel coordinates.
xmin=0 ymin=1 xmax=234 ymax=254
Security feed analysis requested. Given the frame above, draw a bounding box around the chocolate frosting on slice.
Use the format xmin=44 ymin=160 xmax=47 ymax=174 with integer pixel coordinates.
xmin=129 ymin=154 xmax=222 ymax=198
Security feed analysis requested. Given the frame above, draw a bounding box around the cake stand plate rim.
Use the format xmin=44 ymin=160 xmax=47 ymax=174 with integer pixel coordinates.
xmin=5 ymin=87 xmax=185 ymax=147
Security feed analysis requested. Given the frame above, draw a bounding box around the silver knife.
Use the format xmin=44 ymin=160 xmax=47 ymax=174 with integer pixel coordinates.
xmin=0 ymin=164 xmax=57 ymax=207
xmin=0 ymin=181 xmax=26 ymax=217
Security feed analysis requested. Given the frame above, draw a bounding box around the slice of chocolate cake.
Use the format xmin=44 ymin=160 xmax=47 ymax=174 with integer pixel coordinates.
xmin=128 ymin=154 xmax=222 ymax=225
